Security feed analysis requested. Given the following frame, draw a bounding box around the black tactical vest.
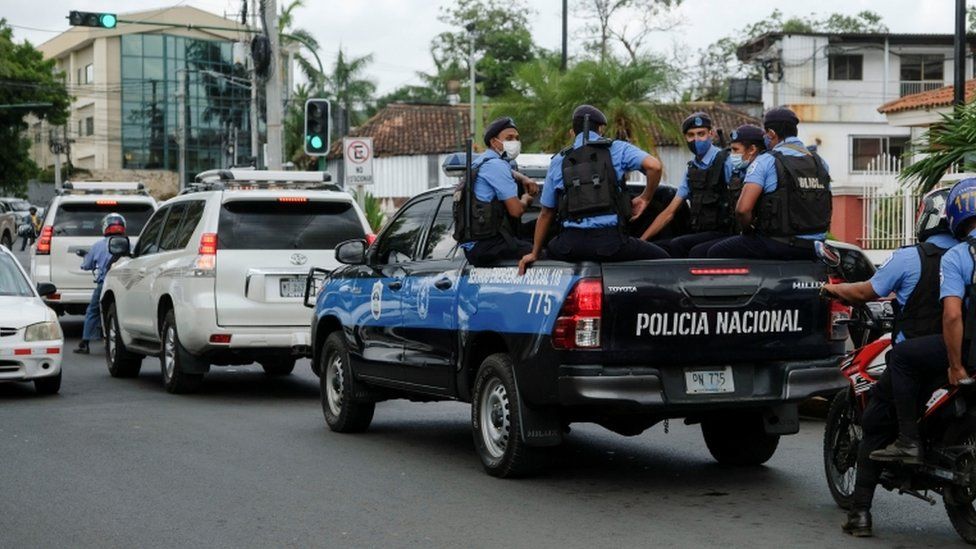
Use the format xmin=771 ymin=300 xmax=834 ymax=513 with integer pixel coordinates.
xmin=728 ymin=166 xmax=746 ymax=232
xmin=557 ymin=140 xmax=630 ymax=225
xmin=963 ymin=238 xmax=976 ymax=367
xmin=891 ymin=242 xmax=948 ymax=340
xmin=687 ymin=149 xmax=733 ymax=233
xmin=452 ymin=159 xmax=517 ymax=243
xmin=755 ymin=145 xmax=832 ymax=238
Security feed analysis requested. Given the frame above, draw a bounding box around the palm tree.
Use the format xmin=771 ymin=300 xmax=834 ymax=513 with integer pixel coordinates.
xmin=278 ymin=0 xmax=324 ymax=88
xmin=901 ymin=104 xmax=976 ymax=192
xmin=325 ymin=48 xmax=377 ymax=135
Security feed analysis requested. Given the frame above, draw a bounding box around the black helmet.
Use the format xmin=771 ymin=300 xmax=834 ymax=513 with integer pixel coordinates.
xmin=915 ymin=187 xmax=950 ymax=242
xmin=102 ymin=213 xmax=126 ymax=236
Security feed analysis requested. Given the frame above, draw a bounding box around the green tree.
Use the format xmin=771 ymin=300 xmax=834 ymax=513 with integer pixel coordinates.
xmin=0 ymin=19 xmax=70 ymax=193
xmin=284 ymin=83 xmax=315 ymax=170
xmin=278 ymin=0 xmax=324 ymax=87
xmin=491 ymin=57 xmax=678 ymax=153
xmin=573 ymin=0 xmax=683 ymax=64
xmin=901 ymin=104 xmax=976 ymax=193
xmin=325 ymin=48 xmax=377 ymax=135
xmin=372 ymin=84 xmax=445 ymax=113
xmin=428 ymin=0 xmax=536 ymax=98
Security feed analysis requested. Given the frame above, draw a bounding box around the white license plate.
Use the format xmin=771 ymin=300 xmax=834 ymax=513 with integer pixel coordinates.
xmin=280 ymin=277 xmax=315 ymax=298
xmin=685 ymin=367 xmax=734 ymax=394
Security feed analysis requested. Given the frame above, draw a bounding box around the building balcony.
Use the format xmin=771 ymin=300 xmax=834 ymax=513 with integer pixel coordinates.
xmin=900 ymin=80 xmax=945 ymax=97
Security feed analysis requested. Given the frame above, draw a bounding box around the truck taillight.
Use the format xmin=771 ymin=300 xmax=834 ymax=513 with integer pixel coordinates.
xmin=194 ymin=232 xmax=218 ymax=270
xmin=552 ymin=278 xmax=602 ymax=350
xmin=36 ymin=226 xmax=53 ymax=255
xmin=828 ymin=288 xmax=851 ymax=342
xmin=365 ymin=233 xmax=377 ymax=246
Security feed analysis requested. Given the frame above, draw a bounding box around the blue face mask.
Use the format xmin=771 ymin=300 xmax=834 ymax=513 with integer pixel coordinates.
xmin=686 ymin=138 xmax=711 ymax=157
xmin=763 ymin=135 xmax=773 ymax=149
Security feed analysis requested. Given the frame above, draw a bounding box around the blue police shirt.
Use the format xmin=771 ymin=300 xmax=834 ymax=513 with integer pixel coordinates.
xmin=743 ymin=136 xmax=830 ymax=240
xmin=941 ymin=229 xmax=976 ymax=306
xmin=460 ymin=149 xmax=517 ymax=251
xmin=870 ymin=232 xmax=958 ymax=343
xmin=676 ymin=144 xmax=735 ymax=200
xmin=81 ymin=237 xmax=114 ymax=284
xmin=540 ymin=131 xmax=649 ymax=229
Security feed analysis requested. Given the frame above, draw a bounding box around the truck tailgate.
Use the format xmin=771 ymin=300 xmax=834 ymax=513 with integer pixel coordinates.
xmin=601 ymin=259 xmax=837 ymax=365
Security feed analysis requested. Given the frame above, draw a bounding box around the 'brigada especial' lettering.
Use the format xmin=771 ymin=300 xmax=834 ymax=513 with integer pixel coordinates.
xmin=635 ymin=309 xmax=802 ymax=336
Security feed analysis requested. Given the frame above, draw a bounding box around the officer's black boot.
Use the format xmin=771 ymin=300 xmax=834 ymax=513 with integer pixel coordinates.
xmin=870 ymin=421 xmax=922 ymax=464
xmin=73 ymin=340 xmax=89 ymax=354
xmin=842 ymin=509 xmax=872 ymax=537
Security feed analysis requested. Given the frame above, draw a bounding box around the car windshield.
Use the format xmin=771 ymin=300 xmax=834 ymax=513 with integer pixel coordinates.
xmin=8 ymin=200 xmax=31 ymax=211
xmin=0 ymin=253 xmax=32 ymax=297
xmin=53 ymin=202 xmax=154 ymax=237
xmin=218 ymin=200 xmax=365 ymax=250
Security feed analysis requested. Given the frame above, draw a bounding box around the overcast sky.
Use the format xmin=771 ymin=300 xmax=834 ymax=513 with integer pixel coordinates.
xmin=3 ymin=0 xmax=967 ymax=94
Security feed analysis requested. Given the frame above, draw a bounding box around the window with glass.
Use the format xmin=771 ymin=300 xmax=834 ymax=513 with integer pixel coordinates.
xmin=900 ymin=55 xmax=944 ymax=96
xmin=850 ymin=136 xmax=911 ymax=172
xmin=85 ymin=117 xmax=94 ymax=136
xmin=376 ymin=198 xmax=436 ymax=264
xmin=85 ymin=63 xmax=93 ymax=84
xmin=828 ymin=55 xmax=862 ymax=81
xmin=120 ymin=34 xmax=254 ymax=176
xmin=423 ymin=197 xmax=457 ymax=260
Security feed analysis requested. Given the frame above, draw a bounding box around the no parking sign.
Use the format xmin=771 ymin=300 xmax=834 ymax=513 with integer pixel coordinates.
xmin=343 ymin=137 xmax=374 ymax=186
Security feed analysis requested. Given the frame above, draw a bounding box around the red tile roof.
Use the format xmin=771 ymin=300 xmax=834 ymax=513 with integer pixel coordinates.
xmin=878 ymin=80 xmax=976 ymax=114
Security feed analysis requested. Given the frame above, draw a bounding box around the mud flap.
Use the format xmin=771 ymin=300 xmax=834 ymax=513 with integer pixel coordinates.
xmin=518 ymin=400 xmax=563 ymax=447
xmin=763 ymin=403 xmax=799 ymax=435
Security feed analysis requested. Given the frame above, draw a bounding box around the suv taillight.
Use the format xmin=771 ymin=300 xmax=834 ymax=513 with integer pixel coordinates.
xmin=827 ymin=276 xmax=851 ymax=341
xmin=552 ymin=278 xmax=602 ymax=350
xmin=36 ymin=225 xmax=53 ymax=255
xmin=194 ymin=232 xmax=218 ymax=270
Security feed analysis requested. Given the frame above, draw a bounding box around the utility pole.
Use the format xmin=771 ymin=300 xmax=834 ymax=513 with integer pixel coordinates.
xmin=954 ymin=0 xmax=966 ymax=107
xmin=561 ymin=0 xmax=568 ymax=72
xmin=467 ymin=23 xmax=476 ymax=139
xmin=250 ymin=0 xmax=259 ymax=167
xmin=177 ymin=69 xmax=187 ymax=191
xmin=49 ymin=127 xmax=63 ymax=190
xmin=263 ymin=0 xmax=283 ymax=169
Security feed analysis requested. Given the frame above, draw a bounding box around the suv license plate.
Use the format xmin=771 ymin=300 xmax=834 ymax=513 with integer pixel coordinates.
xmin=280 ymin=277 xmax=312 ymax=298
xmin=685 ymin=367 xmax=734 ymax=394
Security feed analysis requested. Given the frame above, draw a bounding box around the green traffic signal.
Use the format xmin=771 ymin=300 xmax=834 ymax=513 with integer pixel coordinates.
xmin=68 ymin=10 xmax=119 ymax=28
xmin=309 ymin=135 xmax=323 ymax=150
xmin=304 ymin=99 xmax=331 ymax=156
xmin=100 ymin=13 xmax=117 ymax=28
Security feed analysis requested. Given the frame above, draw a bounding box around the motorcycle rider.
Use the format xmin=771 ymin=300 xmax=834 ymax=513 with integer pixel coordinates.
xmin=75 ymin=213 xmax=126 ymax=354
xmin=821 ymin=188 xmax=957 ymax=537
xmin=870 ymin=178 xmax=976 ymax=466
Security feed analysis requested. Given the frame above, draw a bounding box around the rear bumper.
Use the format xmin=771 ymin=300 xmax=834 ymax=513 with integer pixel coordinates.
xmin=46 ymin=288 xmax=94 ymax=306
xmin=556 ymin=357 xmax=847 ymax=411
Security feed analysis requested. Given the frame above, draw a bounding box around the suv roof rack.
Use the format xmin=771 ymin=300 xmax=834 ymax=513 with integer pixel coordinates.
xmin=183 ymin=170 xmax=340 ymax=193
xmin=58 ymin=181 xmax=150 ymax=196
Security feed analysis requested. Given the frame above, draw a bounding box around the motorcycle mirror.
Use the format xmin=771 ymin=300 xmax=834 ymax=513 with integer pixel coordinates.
xmin=815 ymin=241 xmax=841 ymax=269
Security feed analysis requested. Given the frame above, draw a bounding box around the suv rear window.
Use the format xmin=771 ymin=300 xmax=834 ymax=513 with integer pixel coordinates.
xmin=218 ymin=200 xmax=365 ymax=250
xmin=53 ymin=202 xmax=154 ymax=237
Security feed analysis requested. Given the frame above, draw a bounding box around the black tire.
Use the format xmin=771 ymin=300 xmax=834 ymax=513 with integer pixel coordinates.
xmin=942 ymin=411 xmax=976 ymax=544
xmin=1 ymin=232 xmax=11 ymax=250
xmin=34 ymin=371 xmax=61 ymax=395
xmin=823 ymin=389 xmax=859 ymax=510
xmin=261 ymin=358 xmax=296 ymax=376
xmin=471 ymin=353 xmax=541 ymax=478
xmin=104 ymin=303 xmax=142 ymax=378
xmin=159 ymin=310 xmax=204 ymax=394
xmin=319 ymin=332 xmax=374 ymax=433
xmin=701 ymin=410 xmax=780 ymax=466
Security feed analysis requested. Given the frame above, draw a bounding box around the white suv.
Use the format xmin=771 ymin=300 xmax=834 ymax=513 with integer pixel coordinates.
xmin=29 ymin=182 xmax=157 ymax=315
xmin=101 ymin=170 xmax=372 ymax=393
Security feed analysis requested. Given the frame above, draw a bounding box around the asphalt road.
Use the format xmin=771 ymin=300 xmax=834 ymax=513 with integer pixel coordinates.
xmin=0 ymin=248 xmax=968 ymax=548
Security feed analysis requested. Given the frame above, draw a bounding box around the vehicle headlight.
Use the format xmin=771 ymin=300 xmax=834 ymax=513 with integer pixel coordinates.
xmin=24 ymin=321 xmax=62 ymax=342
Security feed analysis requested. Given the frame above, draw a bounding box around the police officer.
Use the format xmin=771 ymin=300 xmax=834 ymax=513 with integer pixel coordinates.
xmin=75 ymin=213 xmax=126 ymax=354
xmin=458 ymin=117 xmax=536 ymax=267
xmin=644 ymin=122 xmax=766 ymax=258
xmin=820 ymin=189 xmax=956 ymax=537
xmin=518 ymin=105 xmax=668 ymax=272
xmin=869 ymin=179 xmax=976 ymax=465
xmin=707 ymin=107 xmax=832 ymax=260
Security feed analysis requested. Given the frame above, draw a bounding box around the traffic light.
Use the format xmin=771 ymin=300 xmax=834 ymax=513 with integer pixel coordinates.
xmin=68 ymin=11 xmax=118 ymax=29
xmin=304 ymin=99 xmax=331 ymax=156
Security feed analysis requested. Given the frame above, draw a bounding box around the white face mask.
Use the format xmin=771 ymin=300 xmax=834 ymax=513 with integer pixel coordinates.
xmin=501 ymin=140 xmax=521 ymax=161
xmin=729 ymin=153 xmax=745 ymax=170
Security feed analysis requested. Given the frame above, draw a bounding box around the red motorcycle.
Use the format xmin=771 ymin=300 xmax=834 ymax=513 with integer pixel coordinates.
xmin=817 ymin=242 xmax=976 ymax=544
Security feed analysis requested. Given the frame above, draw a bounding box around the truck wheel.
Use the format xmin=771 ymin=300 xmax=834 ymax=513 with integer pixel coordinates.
xmin=34 ymin=371 xmax=61 ymax=395
xmin=472 ymin=353 xmax=540 ymax=478
xmin=261 ymin=358 xmax=295 ymax=376
xmin=823 ymin=389 xmax=859 ymax=510
xmin=160 ymin=310 xmax=204 ymax=394
xmin=1 ymin=232 xmax=11 ymax=250
xmin=320 ymin=332 xmax=374 ymax=433
xmin=104 ymin=303 xmax=142 ymax=378
xmin=701 ymin=410 xmax=779 ymax=466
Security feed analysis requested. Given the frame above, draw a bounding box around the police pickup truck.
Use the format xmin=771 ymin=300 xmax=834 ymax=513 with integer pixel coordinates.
xmin=308 ymin=181 xmax=867 ymax=478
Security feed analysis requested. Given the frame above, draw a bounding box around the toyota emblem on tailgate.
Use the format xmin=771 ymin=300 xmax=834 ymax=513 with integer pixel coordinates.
xmin=290 ymin=253 xmax=308 ymax=265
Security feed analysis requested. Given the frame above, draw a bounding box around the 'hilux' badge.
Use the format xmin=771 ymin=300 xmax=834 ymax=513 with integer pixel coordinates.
xmin=792 ymin=281 xmax=824 ymax=290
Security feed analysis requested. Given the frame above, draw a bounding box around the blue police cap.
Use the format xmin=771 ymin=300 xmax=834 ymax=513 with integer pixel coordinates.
xmin=763 ymin=107 xmax=799 ymax=126
xmin=483 ymin=117 xmax=517 ymax=146
xmin=729 ymin=124 xmax=765 ymax=145
xmin=572 ymin=105 xmax=608 ymax=126
xmin=681 ymin=112 xmax=712 ymax=134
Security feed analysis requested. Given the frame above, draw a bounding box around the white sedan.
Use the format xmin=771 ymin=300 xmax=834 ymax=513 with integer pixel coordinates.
xmin=0 ymin=246 xmax=62 ymax=394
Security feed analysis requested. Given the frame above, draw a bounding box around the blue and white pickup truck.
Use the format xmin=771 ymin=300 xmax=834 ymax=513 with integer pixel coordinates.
xmin=308 ymin=186 xmax=864 ymax=477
